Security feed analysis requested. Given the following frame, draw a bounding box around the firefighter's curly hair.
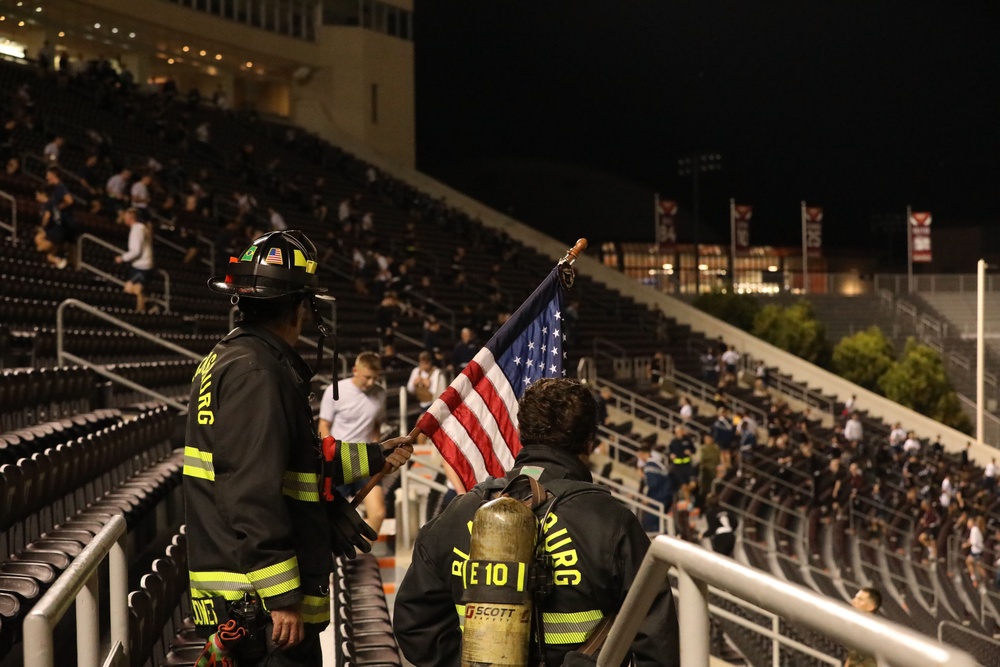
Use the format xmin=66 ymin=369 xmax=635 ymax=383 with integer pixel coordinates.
xmin=517 ymin=379 xmax=598 ymax=456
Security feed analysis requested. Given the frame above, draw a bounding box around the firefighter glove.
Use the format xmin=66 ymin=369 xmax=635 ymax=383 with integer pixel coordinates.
xmin=327 ymin=494 xmax=377 ymax=559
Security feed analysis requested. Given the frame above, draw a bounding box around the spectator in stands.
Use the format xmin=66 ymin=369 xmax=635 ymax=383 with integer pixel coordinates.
xmin=451 ymin=327 xmax=478 ymax=371
xmin=844 ymin=587 xmax=882 ymax=666
xmin=78 ymin=154 xmax=103 ymax=213
xmin=105 ymin=166 xmax=131 ymax=213
xmin=700 ymin=348 xmax=718 ymax=386
xmin=130 ymin=172 xmax=153 ymax=219
xmin=381 ymin=342 xmax=408 ymax=374
xmin=712 ymin=406 xmax=736 ymax=469
xmin=961 ymin=441 xmax=972 ymax=468
xmin=902 ymin=431 xmax=921 ymax=455
xmin=916 ymin=499 xmax=941 ymax=560
xmin=985 ymin=458 xmax=997 ymax=491
xmin=702 ymin=493 xmax=737 ymax=557
xmin=721 ymin=345 xmax=740 ymax=382
xmin=406 ymin=351 xmax=443 ymax=410
xmin=843 ymin=394 xmax=856 ymax=416
xmin=755 ymin=360 xmax=769 ymax=388
xmin=637 ymin=443 xmax=672 ymax=532
xmin=33 ymin=188 xmax=68 ymax=269
xmin=318 ymin=352 xmax=389 ymax=536
xmin=698 ymin=433 xmax=720 ymax=501
xmin=679 ymin=396 xmax=694 ymax=425
xmin=888 ymin=422 xmax=907 ymax=450
xmin=114 ymin=208 xmax=155 ymax=313
xmin=43 ymin=135 xmax=64 ymax=163
xmin=964 ymin=515 xmax=987 ymax=586
xmin=668 ymin=425 xmax=696 ymax=502
xmin=843 ymin=412 xmax=863 ymax=443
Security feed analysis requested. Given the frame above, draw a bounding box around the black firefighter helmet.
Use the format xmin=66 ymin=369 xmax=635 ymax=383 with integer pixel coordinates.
xmin=208 ymin=229 xmax=326 ymax=299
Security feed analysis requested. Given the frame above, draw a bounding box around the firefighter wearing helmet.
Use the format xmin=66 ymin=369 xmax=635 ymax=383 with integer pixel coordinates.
xmin=184 ymin=230 xmax=411 ymax=665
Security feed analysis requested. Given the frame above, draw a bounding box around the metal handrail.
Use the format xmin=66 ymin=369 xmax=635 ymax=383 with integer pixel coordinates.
xmin=56 ymin=299 xmax=200 ymax=412
xmin=738 ymin=354 xmax=837 ymax=416
xmin=598 ymin=377 xmax=709 ymax=436
xmin=0 ymin=188 xmax=16 ymax=240
xmin=76 ymin=233 xmax=172 ymax=312
xmin=403 ymin=289 xmax=456 ymax=332
xmin=22 ymin=515 xmax=128 ymax=667
xmin=668 ymin=366 xmax=769 ymax=425
xmin=703 ymin=585 xmax=840 ymax=666
xmin=599 ymin=535 xmax=977 ymax=667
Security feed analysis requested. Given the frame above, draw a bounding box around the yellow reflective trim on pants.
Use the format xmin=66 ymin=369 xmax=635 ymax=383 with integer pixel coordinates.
xmin=300 ymin=593 xmax=330 ymax=624
xmin=183 ymin=446 xmax=215 ymax=481
xmin=456 ymin=604 xmax=466 ymax=631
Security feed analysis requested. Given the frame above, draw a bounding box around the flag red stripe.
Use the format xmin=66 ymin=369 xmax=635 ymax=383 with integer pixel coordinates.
xmin=416 ymin=411 xmax=478 ymax=492
xmin=438 ymin=385 xmax=506 ymax=479
xmin=464 ymin=361 xmax=521 ymax=459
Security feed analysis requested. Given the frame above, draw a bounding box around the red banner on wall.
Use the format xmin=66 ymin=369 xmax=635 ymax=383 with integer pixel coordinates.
xmin=655 ymin=197 xmax=678 ymax=247
xmin=804 ymin=206 xmax=823 ymax=259
xmin=733 ymin=204 xmax=752 ymax=251
xmin=909 ymin=211 xmax=932 ymax=263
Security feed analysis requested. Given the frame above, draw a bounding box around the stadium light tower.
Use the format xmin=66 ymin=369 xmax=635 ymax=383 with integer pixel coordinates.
xmin=678 ymin=153 xmax=722 ymax=293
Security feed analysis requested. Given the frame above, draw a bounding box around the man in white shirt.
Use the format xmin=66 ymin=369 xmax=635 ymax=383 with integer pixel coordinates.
xmin=985 ymin=458 xmax=997 ymax=491
xmin=105 ymin=167 xmax=131 ymax=211
xmin=318 ymin=352 xmax=388 ymax=534
xmin=902 ymin=432 xmax=921 ymax=455
xmin=843 ymin=412 xmax=864 ymax=443
xmin=888 ymin=422 xmax=907 ymax=450
xmin=43 ymin=135 xmax=64 ymax=163
xmin=721 ymin=345 xmax=740 ymax=376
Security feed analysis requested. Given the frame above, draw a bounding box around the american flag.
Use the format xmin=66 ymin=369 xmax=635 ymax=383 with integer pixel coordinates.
xmin=416 ymin=266 xmax=569 ymax=491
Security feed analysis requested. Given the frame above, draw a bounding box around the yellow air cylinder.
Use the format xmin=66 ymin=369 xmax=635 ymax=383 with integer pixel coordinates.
xmin=460 ymin=496 xmax=538 ymax=667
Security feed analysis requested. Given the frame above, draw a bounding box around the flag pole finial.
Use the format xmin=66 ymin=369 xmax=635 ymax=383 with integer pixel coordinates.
xmin=558 ymin=238 xmax=587 ymax=289
xmin=562 ymin=238 xmax=588 ymax=265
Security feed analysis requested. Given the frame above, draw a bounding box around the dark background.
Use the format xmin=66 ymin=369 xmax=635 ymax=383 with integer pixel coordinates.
xmin=412 ymin=1 xmax=1000 ymax=261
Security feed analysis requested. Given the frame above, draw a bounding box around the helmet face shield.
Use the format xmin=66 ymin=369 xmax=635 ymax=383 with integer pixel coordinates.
xmin=208 ymin=230 xmax=326 ymax=299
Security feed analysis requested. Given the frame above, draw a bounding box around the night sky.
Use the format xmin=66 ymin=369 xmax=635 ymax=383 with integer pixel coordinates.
xmin=413 ymin=2 xmax=1000 ymax=254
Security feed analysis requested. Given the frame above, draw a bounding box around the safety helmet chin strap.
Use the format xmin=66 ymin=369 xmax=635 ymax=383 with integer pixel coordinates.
xmin=308 ymin=294 xmax=338 ymax=400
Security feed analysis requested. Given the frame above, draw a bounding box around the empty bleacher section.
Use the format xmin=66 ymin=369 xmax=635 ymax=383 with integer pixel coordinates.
xmin=0 ymin=51 xmax=995 ymax=667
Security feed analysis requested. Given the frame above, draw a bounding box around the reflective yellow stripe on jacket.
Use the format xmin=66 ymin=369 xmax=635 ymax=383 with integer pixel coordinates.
xmin=340 ymin=442 xmax=370 ymax=485
xmin=453 ymin=605 xmax=602 ymax=644
xmin=190 ymin=556 xmax=300 ymax=601
xmin=183 ymin=446 xmax=215 ymax=481
xmin=301 ymin=593 xmax=331 ymax=624
xmin=282 ymin=471 xmax=321 ymax=502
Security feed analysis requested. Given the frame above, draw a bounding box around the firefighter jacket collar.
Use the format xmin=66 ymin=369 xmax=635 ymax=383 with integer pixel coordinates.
xmin=223 ymin=324 xmax=314 ymax=384
xmin=512 ymin=445 xmax=593 ymax=484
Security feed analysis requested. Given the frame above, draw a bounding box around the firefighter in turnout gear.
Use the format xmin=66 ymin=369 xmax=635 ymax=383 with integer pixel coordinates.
xmin=393 ymin=379 xmax=680 ymax=667
xmin=184 ymin=230 xmax=411 ymax=666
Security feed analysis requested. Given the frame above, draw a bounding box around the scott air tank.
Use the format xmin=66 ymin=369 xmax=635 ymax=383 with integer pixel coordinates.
xmin=461 ymin=496 xmax=538 ymax=667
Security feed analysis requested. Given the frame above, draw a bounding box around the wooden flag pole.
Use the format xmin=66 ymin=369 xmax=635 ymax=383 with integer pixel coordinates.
xmin=350 ymin=426 xmax=420 ymax=507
